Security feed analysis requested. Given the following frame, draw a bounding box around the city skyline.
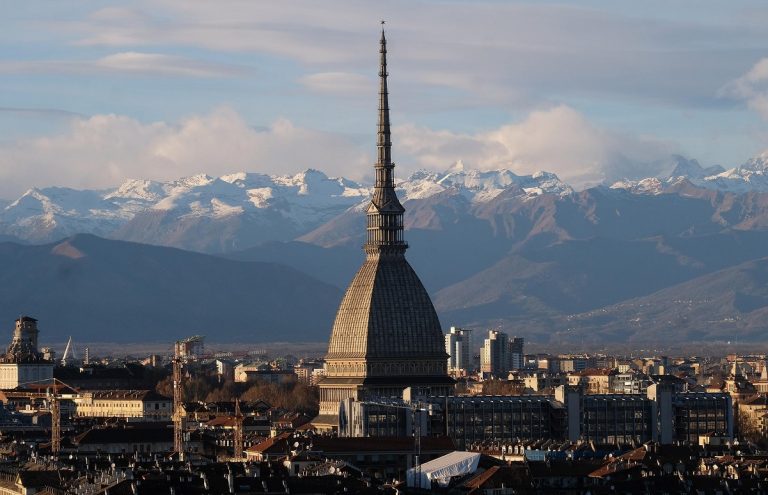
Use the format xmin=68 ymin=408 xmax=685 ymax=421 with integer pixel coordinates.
xmin=2 ymin=1 xmax=768 ymax=198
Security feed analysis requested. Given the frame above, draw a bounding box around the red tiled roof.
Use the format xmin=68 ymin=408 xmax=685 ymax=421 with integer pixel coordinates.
xmin=245 ymin=432 xmax=292 ymax=454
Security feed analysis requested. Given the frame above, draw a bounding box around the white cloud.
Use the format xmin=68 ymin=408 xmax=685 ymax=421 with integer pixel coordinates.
xmin=395 ymin=105 xmax=676 ymax=188
xmin=0 ymin=108 xmax=369 ymax=198
xmin=721 ymin=58 xmax=768 ymax=120
xmin=0 ymin=105 xmax=675 ymax=198
xmin=0 ymin=52 xmax=242 ymax=78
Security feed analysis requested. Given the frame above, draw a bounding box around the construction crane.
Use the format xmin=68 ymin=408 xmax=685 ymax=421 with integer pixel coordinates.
xmin=50 ymin=387 xmax=60 ymax=455
xmin=172 ymin=343 xmax=185 ymax=459
xmin=15 ymin=377 xmax=66 ymax=456
xmin=233 ymin=398 xmax=244 ymax=460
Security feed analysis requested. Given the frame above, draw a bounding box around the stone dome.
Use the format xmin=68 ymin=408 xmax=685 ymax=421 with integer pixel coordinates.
xmin=326 ymin=255 xmax=447 ymax=361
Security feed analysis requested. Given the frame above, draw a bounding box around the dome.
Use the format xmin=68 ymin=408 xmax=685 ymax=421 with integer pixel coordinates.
xmin=326 ymin=255 xmax=447 ymax=361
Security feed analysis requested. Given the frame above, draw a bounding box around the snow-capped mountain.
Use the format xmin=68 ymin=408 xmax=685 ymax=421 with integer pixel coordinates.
xmin=400 ymin=161 xmax=572 ymax=202
xmin=0 ymin=164 xmax=569 ymax=250
xmin=610 ymin=152 xmax=768 ymax=194
xmin=0 ymin=169 xmax=369 ymax=246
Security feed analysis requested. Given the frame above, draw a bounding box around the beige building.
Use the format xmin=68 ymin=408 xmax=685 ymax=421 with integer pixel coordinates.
xmin=72 ymin=390 xmax=171 ymax=421
xmin=567 ymin=368 xmax=617 ymax=394
xmin=235 ymin=363 xmax=295 ymax=384
xmin=0 ymin=363 xmax=53 ymax=391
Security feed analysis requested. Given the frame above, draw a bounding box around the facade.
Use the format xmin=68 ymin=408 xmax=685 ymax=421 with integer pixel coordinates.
xmin=339 ymin=395 xmax=563 ymax=450
xmin=510 ymin=337 xmax=524 ymax=370
xmin=234 ymin=364 xmax=295 ymax=384
xmin=567 ymin=368 xmax=617 ymax=394
xmin=72 ymin=390 xmax=172 ymax=421
xmin=175 ymin=335 xmax=204 ymax=361
xmin=480 ymin=331 xmax=524 ymax=376
xmin=523 ymin=372 xmax=568 ymax=393
xmin=340 ymin=387 xmax=733 ymax=449
xmin=671 ymin=392 xmax=733 ymax=444
xmin=293 ymin=359 xmax=324 ymax=384
xmin=445 ymin=327 xmax=472 ymax=375
xmin=0 ymin=317 xmax=53 ymax=390
xmin=579 ymin=393 xmax=656 ymax=444
xmin=480 ymin=330 xmax=508 ymax=375
xmin=316 ymin=30 xmax=453 ymax=428
xmin=558 ymin=355 xmax=594 ymax=373
xmin=440 ymin=395 xmax=561 ymax=450
xmin=338 ymin=397 xmax=429 ymax=438
xmin=612 ymin=371 xmax=652 ymax=394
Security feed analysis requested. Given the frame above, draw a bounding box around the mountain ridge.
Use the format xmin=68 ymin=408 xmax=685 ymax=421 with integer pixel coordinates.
xmin=4 ymin=151 xmax=768 ymax=343
xmin=0 ymin=234 xmax=341 ymax=343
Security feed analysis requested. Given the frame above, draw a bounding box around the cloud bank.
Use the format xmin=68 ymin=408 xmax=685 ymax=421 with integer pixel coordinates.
xmin=721 ymin=58 xmax=768 ymax=120
xmin=397 ymin=106 xmax=676 ymax=187
xmin=0 ymin=105 xmax=676 ymax=198
xmin=0 ymin=108 xmax=368 ymax=198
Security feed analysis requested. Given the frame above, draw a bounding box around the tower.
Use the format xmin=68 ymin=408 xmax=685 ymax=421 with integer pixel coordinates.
xmin=480 ymin=330 xmax=510 ymax=376
xmin=445 ymin=327 xmax=472 ymax=375
xmin=0 ymin=316 xmax=53 ymax=390
xmin=315 ymin=28 xmax=453 ymax=429
xmin=6 ymin=316 xmax=42 ymax=363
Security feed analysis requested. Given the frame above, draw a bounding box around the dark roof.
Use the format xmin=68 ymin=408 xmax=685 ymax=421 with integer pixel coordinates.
xmin=275 ymin=412 xmax=311 ymax=428
xmin=462 ymin=465 xmax=531 ymax=492
xmin=97 ymin=474 xmax=390 ymax=495
xmin=246 ymin=432 xmax=292 ymax=455
xmin=528 ymin=460 xmax=605 ymax=478
xmin=75 ymin=426 xmax=173 ymax=445
xmin=54 ymin=366 xmax=137 ymax=380
xmin=83 ymin=390 xmax=170 ymax=401
xmin=17 ymin=470 xmax=60 ymax=488
xmin=311 ymin=436 xmax=454 ymax=453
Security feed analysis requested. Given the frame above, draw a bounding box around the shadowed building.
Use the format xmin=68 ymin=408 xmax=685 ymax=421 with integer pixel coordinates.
xmin=315 ymin=29 xmax=453 ymax=429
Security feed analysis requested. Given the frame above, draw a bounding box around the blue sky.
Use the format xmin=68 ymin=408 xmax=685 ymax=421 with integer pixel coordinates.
xmin=0 ymin=0 xmax=767 ymax=197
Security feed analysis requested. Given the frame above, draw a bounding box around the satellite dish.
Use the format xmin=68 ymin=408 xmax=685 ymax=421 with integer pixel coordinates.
xmin=294 ymin=442 xmax=300 ymax=448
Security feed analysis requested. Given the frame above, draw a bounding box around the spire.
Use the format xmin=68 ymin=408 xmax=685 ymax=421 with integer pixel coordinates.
xmin=377 ymin=24 xmax=391 ymax=172
xmin=366 ymin=23 xmax=406 ymax=257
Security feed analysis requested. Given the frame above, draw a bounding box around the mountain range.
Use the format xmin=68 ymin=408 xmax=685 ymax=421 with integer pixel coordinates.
xmin=4 ymin=152 xmax=768 ymax=344
xmin=0 ymin=234 xmax=340 ymax=343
